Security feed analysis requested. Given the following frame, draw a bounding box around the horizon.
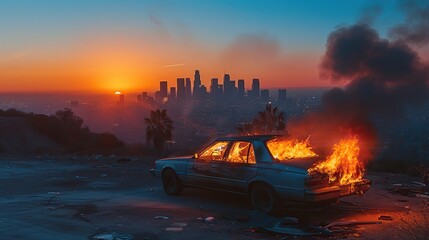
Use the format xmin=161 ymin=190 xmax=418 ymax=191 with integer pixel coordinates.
xmin=1 ymin=0 xmax=428 ymax=93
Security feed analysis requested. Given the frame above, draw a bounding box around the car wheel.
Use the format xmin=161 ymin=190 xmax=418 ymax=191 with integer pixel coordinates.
xmin=250 ymin=183 xmax=279 ymax=214
xmin=162 ymin=169 xmax=183 ymax=195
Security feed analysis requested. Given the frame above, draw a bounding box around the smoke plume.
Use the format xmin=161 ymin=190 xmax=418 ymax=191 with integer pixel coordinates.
xmin=288 ymin=2 xmax=429 ymax=160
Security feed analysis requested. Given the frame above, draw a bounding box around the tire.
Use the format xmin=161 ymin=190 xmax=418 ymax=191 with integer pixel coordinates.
xmin=250 ymin=183 xmax=279 ymax=215
xmin=162 ymin=169 xmax=183 ymax=196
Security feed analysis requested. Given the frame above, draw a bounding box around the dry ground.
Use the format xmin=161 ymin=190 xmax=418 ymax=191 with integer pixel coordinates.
xmin=0 ymin=155 xmax=427 ymax=240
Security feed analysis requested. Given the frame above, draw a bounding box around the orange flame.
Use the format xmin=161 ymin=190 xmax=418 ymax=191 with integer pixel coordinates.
xmin=309 ymin=136 xmax=364 ymax=185
xmin=267 ymin=137 xmax=317 ymax=160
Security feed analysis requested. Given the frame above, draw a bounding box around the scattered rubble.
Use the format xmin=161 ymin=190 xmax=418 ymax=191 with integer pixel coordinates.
xmin=204 ymin=216 xmax=215 ymax=222
xmin=390 ymin=182 xmax=429 ymax=198
xmin=166 ymin=222 xmax=188 ymax=232
xmin=154 ymin=216 xmax=169 ymax=220
xmin=378 ymin=215 xmax=393 ymax=221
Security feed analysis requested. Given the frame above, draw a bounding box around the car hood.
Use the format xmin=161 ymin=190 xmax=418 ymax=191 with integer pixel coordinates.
xmin=274 ymin=156 xmax=324 ymax=170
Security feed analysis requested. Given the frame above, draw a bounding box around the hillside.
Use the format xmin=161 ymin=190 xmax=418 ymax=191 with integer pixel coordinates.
xmin=0 ymin=117 xmax=61 ymax=154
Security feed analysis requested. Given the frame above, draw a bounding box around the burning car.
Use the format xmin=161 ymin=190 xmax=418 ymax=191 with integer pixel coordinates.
xmin=150 ymin=135 xmax=371 ymax=214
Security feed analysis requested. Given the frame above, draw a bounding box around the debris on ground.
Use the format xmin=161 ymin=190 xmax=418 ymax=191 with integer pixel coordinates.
xmin=165 ymin=223 xmax=188 ymax=232
xmin=90 ymin=232 xmax=134 ymax=240
xmin=204 ymin=216 xmax=215 ymax=222
xmin=324 ymin=220 xmax=382 ymax=228
xmin=154 ymin=216 xmax=169 ymax=220
xmin=378 ymin=215 xmax=393 ymax=221
xmin=390 ymin=182 xmax=429 ymax=198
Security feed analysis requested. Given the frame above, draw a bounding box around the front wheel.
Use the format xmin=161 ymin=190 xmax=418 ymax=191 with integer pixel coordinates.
xmin=162 ymin=169 xmax=183 ymax=195
xmin=250 ymin=183 xmax=279 ymax=215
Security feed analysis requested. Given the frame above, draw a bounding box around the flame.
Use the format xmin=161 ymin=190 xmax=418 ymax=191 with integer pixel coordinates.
xmin=309 ymin=136 xmax=364 ymax=185
xmin=267 ymin=137 xmax=317 ymax=160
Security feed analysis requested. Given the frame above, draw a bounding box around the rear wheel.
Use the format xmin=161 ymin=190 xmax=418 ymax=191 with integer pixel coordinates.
xmin=250 ymin=183 xmax=279 ymax=215
xmin=162 ymin=169 xmax=183 ymax=195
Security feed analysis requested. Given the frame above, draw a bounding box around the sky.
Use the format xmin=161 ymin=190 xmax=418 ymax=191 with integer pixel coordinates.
xmin=0 ymin=0 xmax=427 ymax=93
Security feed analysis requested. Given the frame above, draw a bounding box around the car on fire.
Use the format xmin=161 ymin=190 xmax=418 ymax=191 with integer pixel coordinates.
xmin=150 ymin=135 xmax=371 ymax=214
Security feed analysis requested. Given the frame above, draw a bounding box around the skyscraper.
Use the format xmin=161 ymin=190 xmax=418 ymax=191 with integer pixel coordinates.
xmin=210 ymin=78 xmax=219 ymax=97
xmin=193 ymin=70 xmax=201 ymax=98
xmin=261 ymin=89 xmax=269 ymax=102
xmin=252 ymin=78 xmax=260 ymax=99
xmin=169 ymin=87 xmax=176 ymax=101
xmin=237 ymin=79 xmax=245 ymax=97
xmin=160 ymin=81 xmax=168 ymax=98
xmin=223 ymin=74 xmax=231 ymax=97
xmin=177 ymin=78 xmax=185 ymax=102
xmin=185 ymin=78 xmax=192 ymax=99
xmin=278 ymin=89 xmax=287 ymax=102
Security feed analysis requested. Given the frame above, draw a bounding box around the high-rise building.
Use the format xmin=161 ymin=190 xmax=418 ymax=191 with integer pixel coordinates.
xmin=223 ymin=74 xmax=235 ymax=98
xmin=252 ymin=78 xmax=260 ymax=99
xmin=200 ymin=85 xmax=208 ymax=96
xmin=185 ymin=78 xmax=192 ymax=99
xmin=193 ymin=70 xmax=201 ymax=98
xmin=154 ymin=91 xmax=162 ymax=103
xmin=278 ymin=89 xmax=287 ymax=102
xmin=210 ymin=78 xmax=219 ymax=96
xmin=261 ymin=89 xmax=269 ymax=102
xmin=169 ymin=87 xmax=176 ymax=101
xmin=237 ymin=79 xmax=245 ymax=97
xmin=142 ymin=92 xmax=148 ymax=100
xmin=177 ymin=78 xmax=185 ymax=102
xmin=160 ymin=81 xmax=168 ymax=98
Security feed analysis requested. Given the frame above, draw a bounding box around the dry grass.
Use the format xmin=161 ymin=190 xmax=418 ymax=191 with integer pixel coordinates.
xmin=398 ymin=201 xmax=429 ymax=240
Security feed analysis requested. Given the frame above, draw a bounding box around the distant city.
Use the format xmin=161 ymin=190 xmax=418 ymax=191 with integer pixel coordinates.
xmin=118 ymin=70 xmax=287 ymax=105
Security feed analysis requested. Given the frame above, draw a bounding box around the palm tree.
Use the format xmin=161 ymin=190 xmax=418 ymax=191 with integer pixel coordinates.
xmin=144 ymin=109 xmax=173 ymax=153
xmin=237 ymin=104 xmax=285 ymax=135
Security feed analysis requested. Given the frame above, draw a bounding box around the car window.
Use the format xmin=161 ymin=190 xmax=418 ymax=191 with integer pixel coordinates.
xmin=199 ymin=141 xmax=229 ymax=161
xmin=248 ymin=144 xmax=256 ymax=164
xmin=226 ymin=141 xmax=256 ymax=164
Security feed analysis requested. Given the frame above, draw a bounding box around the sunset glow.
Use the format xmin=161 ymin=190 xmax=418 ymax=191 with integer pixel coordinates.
xmin=0 ymin=1 xmax=426 ymax=93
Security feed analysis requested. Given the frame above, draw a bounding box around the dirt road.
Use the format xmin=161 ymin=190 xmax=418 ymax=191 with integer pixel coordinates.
xmin=0 ymin=155 xmax=427 ymax=239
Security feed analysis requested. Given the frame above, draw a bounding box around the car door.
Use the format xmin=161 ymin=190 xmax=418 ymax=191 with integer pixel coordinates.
xmin=185 ymin=141 xmax=229 ymax=189
xmin=220 ymin=141 xmax=258 ymax=193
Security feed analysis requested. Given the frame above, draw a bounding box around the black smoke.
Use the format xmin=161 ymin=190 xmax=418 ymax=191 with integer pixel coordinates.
xmin=389 ymin=0 xmax=429 ymax=46
xmin=288 ymin=3 xmax=429 ymax=161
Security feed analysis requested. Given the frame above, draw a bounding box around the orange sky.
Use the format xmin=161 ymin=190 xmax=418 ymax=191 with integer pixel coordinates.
xmin=0 ymin=35 xmax=328 ymax=94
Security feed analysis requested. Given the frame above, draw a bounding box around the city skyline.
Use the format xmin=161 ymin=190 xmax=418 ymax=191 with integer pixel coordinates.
xmin=136 ymin=69 xmax=288 ymax=104
xmin=1 ymin=1 xmax=428 ymax=93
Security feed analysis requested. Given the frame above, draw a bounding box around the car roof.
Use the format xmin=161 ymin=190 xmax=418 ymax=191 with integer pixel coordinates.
xmin=215 ymin=135 xmax=285 ymax=142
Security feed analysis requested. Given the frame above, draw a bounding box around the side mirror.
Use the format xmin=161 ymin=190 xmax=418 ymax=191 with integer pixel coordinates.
xmin=193 ymin=153 xmax=199 ymax=159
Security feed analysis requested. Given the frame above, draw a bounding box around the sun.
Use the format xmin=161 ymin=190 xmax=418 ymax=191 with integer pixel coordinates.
xmin=114 ymin=91 xmax=122 ymax=95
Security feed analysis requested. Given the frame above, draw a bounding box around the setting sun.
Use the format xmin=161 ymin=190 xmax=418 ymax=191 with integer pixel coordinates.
xmin=114 ymin=91 xmax=122 ymax=95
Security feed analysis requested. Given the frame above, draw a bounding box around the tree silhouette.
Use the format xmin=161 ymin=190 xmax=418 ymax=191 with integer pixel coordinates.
xmin=144 ymin=109 xmax=173 ymax=153
xmin=237 ymin=104 xmax=285 ymax=135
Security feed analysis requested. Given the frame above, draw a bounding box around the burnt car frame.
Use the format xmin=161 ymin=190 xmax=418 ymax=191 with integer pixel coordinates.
xmin=150 ymin=135 xmax=371 ymax=214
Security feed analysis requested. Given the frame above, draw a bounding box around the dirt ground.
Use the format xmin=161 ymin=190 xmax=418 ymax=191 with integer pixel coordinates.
xmin=0 ymin=155 xmax=428 ymax=240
